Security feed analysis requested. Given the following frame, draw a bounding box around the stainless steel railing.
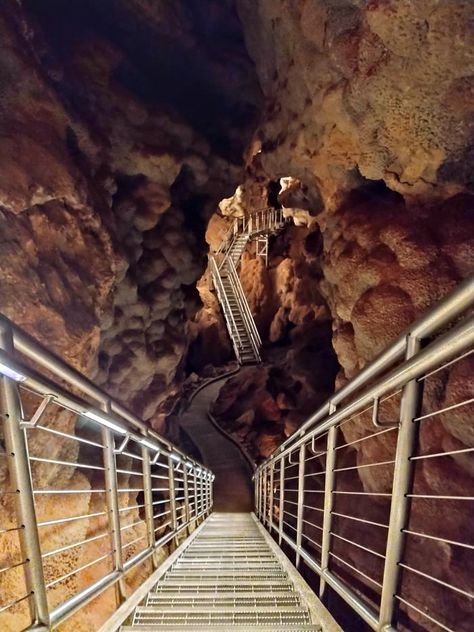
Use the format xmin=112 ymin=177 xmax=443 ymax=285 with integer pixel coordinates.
xmin=255 ymin=274 xmax=474 ymax=632
xmin=209 ymin=255 xmax=245 ymax=360
xmin=210 ymin=206 xmax=286 ymax=364
xmin=215 ymin=206 xmax=286 ymax=269
xmin=0 ymin=315 xmax=214 ymax=631
xmin=226 ymin=257 xmax=262 ymax=362
xmin=209 ymin=255 xmax=261 ymax=364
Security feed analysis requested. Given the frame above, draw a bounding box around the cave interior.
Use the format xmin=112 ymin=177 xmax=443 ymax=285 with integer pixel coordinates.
xmin=0 ymin=1 xmax=473 ymax=631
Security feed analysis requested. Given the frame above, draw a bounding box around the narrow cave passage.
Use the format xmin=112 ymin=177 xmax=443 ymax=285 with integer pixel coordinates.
xmin=0 ymin=1 xmax=473 ymax=632
xmin=179 ymin=374 xmax=253 ymax=513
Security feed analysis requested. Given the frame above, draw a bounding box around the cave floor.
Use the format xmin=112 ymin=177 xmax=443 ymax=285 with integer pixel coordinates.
xmin=179 ymin=374 xmax=253 ymax=512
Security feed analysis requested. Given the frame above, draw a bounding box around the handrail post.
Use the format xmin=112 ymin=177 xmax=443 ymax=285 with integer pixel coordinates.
xmin=0 ymin=325 xmax=50 ymax=628
xmin=319 ymin=423 xmax=338 ymax=597
xmin=378 ymin=334 xmax=423 ymax=630
xmin=203 ymin=473 xmax=208 ymax=515
xmin=102 ymin=423 xmax=126 ymax=602
xmin=269 ymin=461 xmax=274 ymax=532
xmin=197 ymin=469 xmax=202 ymax=518
xmin=210 ymin=474 xmax=214 ymax=512
xmin=252 ymin=471 xmax=260 ymax=518
xmin=188 ymin=467 xmax=196 ymax=522
xmin=206 ymin=473 xmax=211 ymax=515
xmin=295 ymin=444 xmax=306 ymax=568
xmin=263 ymin=467 xmax=268 ymax=526
xmin=141 ymin=446 xmax=156 ymax=566
xmin=168 ymin=457 xmax=177 ymax=543
xmin=279 ymin=456 xmax=285 ymax=545
xmin=183 ymin=464 xmax=190 ymax=534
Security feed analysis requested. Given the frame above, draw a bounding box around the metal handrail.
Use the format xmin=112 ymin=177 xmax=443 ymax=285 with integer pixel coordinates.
xmin=226 ymin=257 xmax=262 ymax=360
xmin=0 ymin=316 xmax=214 ymax=630
xmin=255 ymin=274 xmax=474 ymax=632
xmin=211 ymin=206 xmax=287 ymax=364
xmin=216 ymin=206 xmax=285 ymax=270
xmin=274 ymin=274 xmax=474 ymax=456
xmin=209 ymin=255 xmax=244 ymax=360
xmin=0 ymin=315 xmax=192 ymax=459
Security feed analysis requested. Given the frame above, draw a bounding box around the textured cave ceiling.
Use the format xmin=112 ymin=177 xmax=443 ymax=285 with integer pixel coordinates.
xmin=23 ymin=0 xmax=262 ymax=161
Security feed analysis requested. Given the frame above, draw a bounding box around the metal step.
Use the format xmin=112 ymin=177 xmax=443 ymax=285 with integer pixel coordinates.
xmin=122 ymin=627 xmax=320 ymax=631
xmin=146 ymin=593 xmax=301 ymax=607
xmin=153 ymin=581 xmax=295 ymax=592
xmin=121 ymin=513 xmax=321 ymax=630
xmin=132 ymin=608 xmax=313 ymax=625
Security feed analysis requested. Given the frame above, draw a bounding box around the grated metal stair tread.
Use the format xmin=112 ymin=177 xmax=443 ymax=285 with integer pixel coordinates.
xmin=121 ymin=513 xmax=321 ymax=630
xmin=121 ymin=623 xmax=321 ymax=632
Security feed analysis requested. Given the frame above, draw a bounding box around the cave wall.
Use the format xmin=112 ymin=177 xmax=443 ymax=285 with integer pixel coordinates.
xmin=237 ymin=0 xmax=473 ymax=206
xmin=230 ymin=0 xmax=474 ymax=394
xmin=209 ymin=2 xmax=474 ymax=629
xmin=0 ymin=1 xmax=260 ymax=629
xmin=0 ymin=0 xmax=261 ymax=426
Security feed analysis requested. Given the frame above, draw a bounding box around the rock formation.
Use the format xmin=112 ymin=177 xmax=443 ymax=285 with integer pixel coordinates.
xmin=208 ymin=2 xmax=474 ymax=630
xmin=0 ymin=0 xmax=473 ymax=630
xmin=0 ymin=1 xmax=260 ymax=629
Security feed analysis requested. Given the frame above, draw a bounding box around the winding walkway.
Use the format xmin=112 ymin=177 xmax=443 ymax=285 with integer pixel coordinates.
xmin=179 ymin=375 xmax=253 ymax=512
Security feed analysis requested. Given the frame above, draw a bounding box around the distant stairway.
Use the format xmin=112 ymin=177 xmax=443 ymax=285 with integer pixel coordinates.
xmin=209 ymin=207 xmax=286 ymax=364
xmin=121 ymin=513 xmax=322 ymax=631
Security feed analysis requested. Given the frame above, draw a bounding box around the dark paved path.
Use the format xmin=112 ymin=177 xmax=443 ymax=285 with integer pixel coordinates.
xmin=179 ymin=375 xmax=253 ymax=512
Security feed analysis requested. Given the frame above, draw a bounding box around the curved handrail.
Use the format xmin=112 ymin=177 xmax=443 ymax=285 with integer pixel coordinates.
xmin=270 ymin=273 xmax=474 ymax=457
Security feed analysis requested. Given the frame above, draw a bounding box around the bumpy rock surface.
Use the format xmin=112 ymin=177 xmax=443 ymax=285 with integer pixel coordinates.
xmin=210 ymin=2 xmax=474 ymax=629
xmin=237 ymin=0 xmax=474 ymax=207
xmin=0 ymin=1 xmax=260 ymax=629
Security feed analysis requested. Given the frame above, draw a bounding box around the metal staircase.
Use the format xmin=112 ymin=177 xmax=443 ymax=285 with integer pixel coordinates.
xmin=209 ymin=207 xmax=286 ymax=364
xmin=0 ymin=274 xmax=472 ymax=632
xmin=120 ymin=513 xmax=323 ymax=631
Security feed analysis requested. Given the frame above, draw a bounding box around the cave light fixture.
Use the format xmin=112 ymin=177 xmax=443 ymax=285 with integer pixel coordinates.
xmin=170 ymin=453 xmax=181 ymax=463
xmin=83 ymin=410 xmax=127 ymax=435
xmin=0 ymin=361 xmax=27 ymax=383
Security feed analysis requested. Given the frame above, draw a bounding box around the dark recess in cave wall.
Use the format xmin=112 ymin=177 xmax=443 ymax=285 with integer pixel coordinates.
xmin=23 ymin=0 xmax=262 ymax=162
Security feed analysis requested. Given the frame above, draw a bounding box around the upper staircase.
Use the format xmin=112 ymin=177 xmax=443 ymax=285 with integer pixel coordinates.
xmin=209 ymin=207 xmax=286 ymax=364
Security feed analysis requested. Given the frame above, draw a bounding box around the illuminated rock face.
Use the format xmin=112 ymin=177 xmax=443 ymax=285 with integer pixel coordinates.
xmin=0 ymin=0 xmax=260 ymax=421
xmin=236 ymin=0 xmax=474 ymax=207
xmin=212 ymin=3 xmax=474 ymax=630
xmin=0 ymin=0 xmax=473 ymax=630
xmin=0 ymin=1 xmax=259 ymax=629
